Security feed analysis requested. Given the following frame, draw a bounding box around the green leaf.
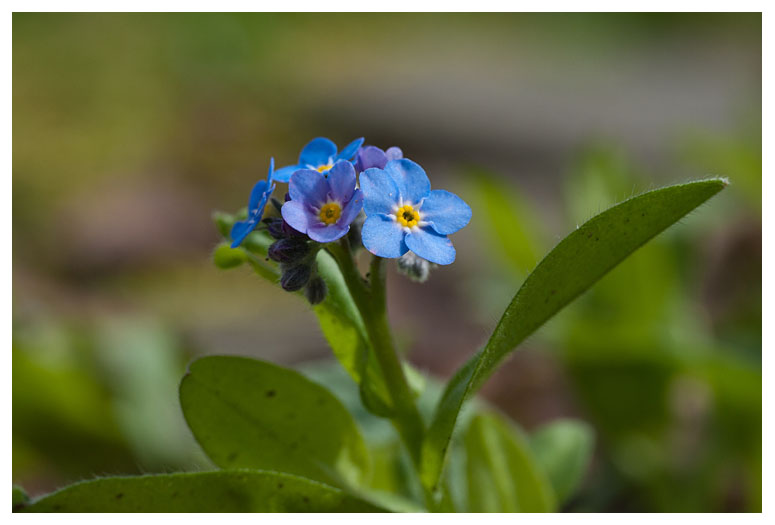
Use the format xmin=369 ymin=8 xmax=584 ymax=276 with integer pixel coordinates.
xmin=421 ymin=179 xmax=727 ymax=491
xmin=464 ymin=412 xmax=555 ymax=512
xmin=314 ymin=249 xmax=394 ymax=417
xmin=213 ymin=242 xmax=247 ymax=269
xmin=179 ymin=356 xmax=370 ymax=488
xmin=13 ymin=485 xmax=29 ymax=510
xmin=529 ymin=419 xmax=594 ymax=504
xmin=17 ymin=470 xmax=386 ymax=512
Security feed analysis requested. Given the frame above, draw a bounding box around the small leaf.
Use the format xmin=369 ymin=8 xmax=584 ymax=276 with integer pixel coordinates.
xmin=213 ymin=242 xmax=247 ymax=269
xmin=529 ymin=419 xmax=594 ymax=504
xmin=179 ymin=356 xmax=370 ymax=487
xmin=464 ymin=412 xmax=555 ymax=512
xmin=212 ymin=210 xmax=236 ymax=239
xmin=421 ymin=179 xmax=727 ymax=491
xmin=18 ymin=470 xmax=386 ymax=512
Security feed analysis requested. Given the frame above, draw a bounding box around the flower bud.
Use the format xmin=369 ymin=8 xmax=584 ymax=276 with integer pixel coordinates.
xmin=280 ymin=263 xmax=312 ymax=291
xmin=268 ymin=238 xmax=310 ymax=264
xmin=304 ymin=276 xmax=327 ymax=305
xmin=263 ymin=218 xmax=285 ymax=240
xmin=397 ymin=252 xmax=433 ymax=283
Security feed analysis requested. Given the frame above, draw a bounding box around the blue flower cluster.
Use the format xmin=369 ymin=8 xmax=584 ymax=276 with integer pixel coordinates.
xmin=231 ymin=137 xmax=471 ymax=266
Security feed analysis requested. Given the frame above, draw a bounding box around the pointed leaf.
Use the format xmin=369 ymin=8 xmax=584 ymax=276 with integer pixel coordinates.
xmin=17 ymin=470 xmax=386 ymax=512
xmin=421 ymin=179 xmax=727 ymax=491
xmin=180 ymin=356 xmax=370 ymax=487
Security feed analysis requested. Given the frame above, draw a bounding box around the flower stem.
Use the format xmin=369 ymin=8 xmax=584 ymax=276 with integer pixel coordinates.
xmin=328 ymin=239 xmax=426 ymax=467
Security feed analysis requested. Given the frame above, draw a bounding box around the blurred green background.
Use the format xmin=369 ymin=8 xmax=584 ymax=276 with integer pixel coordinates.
xmin=13 ymin=13 xmax=761 ymax=511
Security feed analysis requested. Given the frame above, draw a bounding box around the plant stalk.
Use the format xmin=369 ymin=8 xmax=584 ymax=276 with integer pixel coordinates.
xmin=328 ymin=239 xmax=426 ymax=468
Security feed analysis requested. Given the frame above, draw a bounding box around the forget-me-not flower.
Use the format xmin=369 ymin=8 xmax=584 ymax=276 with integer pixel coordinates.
xmin=281 ymin=160 xmax=363 ymax=243
xmin=230 ymin=158 xmax=276 ymax=248
xmin=360 ymin=159 xmax=471 ymax=265
xmin=273 ymin=136 xmax=365 ymax=182
xmin=354 ymin=145 xmax=403 ymax=173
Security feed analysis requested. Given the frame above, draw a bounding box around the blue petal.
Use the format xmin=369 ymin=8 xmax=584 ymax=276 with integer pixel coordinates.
xmin=289 ymin=169 xmax=329 ymax=206
xmin=326 ymin=160 xmax=357 ymax=203
xmin=281 ymin=200 xmax=312 ymax=235
xmin=308 ymin=222 xmax=349 ymax=243
xmin=337 ymin=189 xmax=363 ymax=227
xmin=384 ymin=159 xmax=431 ymax=204
xmin=360 ymin=167 xmax=400 ymax=215
xmin=362 ymin=214 xmax=408 ymax=259
xmin=420 ymin=189 xmax=472 ymax=235
xmin=247 ymin=179 xmax=270 ymax=211
xmin=299 ymin=137 xmax=337 ymax=167
xmin=230 ymin=218 xmax=257 ymax=248
xmin=405 ymin=227 xmax=456 ymax=265
xmin=273 ymin=164 xmax=302 ymax=183
xmin=336 ymin=137 xmax=365 ymax=161
xmin=266 ymin=157 xmax=275 ymax=184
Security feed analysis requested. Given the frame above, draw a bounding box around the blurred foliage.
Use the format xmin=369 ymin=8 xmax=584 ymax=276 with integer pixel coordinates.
xmin=13 ymin=12 xmax=760 ymax=511
xmin=467 ymin=144 xmax=760 ymax=512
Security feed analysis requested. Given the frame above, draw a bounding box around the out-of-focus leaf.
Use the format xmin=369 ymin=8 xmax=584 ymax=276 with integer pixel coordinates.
xmin=17 ymin=470 xmax=386 ymax=512
xmin=421 ymin=179 xmax=727 ymax=492
xmin=530 ymin=419 xmax=594 ymax=504
xmin=94 ymin=317 xmax=205 ymax=470
xmin=464 ymin=412 xmax=555 ymax=512
xmin=179 ymin=356 xmax=370 ymax=488
xmin=213 ymin=242 xmax=247 ymax=269
xmin=212 ymin=210 xmax=236 ymax=238
xmin=314 ymin=249 xmax=394 ymax=417
xmin=13 ymin=485 xmax=29 ymax=509
xmin=465 ymin=168 xmax=543 ymax=273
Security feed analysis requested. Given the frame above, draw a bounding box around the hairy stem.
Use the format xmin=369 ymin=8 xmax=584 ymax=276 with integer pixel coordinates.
xmin=328 ymin=239 xmax=425 ymax=467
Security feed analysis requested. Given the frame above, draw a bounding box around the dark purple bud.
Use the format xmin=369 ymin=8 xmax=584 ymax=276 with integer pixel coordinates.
xmin=304 ymin=276 xmax=327 ymax=305
xmin=263 ymin=218 xmax=285 ymax=239
xmin=268 ymin=238 xmax=310 ymax=263
xmin=280 ymin=263 xmax=312 ymax=292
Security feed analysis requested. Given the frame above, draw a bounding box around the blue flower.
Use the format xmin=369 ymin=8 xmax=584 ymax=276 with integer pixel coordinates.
xmin=273 ymin=136 xmax=365 ymax=183
xmin=281 ymin=160 xmax=363 ymax=243
xmin=230 ymin=158 xmax=276 ymax=248
xmin=353 ymin=145 xmax=403 ymax=173
xmin=360 ymin=159 xmax=471 ymax=265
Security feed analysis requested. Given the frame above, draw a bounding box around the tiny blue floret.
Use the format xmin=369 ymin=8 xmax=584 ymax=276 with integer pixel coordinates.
xmin=230 ymin=158 xmax=276 ymax=248
xmin=360 ymin=159 xmax=471 ymax=265
xmin=273 ymin=136 xmax=365 ymax=183
xmin=281 ymin=160 xmax=364 ymax=243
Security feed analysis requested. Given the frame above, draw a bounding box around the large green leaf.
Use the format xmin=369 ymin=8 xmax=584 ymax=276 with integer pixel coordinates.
xmin=529 ymin=419 xmax=594 ymax=504
xmin=464 ymin=412 xmax=555 ymax=512
xmin=179 ymin=356 xmax=370 ymax=487
xmin=17 ymin=470 xmax=386 ymax=512
xmin=420 ymin=179 xmax=727 ymax=491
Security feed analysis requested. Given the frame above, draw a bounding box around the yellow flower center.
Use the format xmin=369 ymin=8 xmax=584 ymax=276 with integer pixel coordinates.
xmin=318 ymin=202 xmax=342 ymax=225
xmin=316 ymin=163 xmax=334 ymax=173
xmin=396 ymin=204 xmax=421 ymax=228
